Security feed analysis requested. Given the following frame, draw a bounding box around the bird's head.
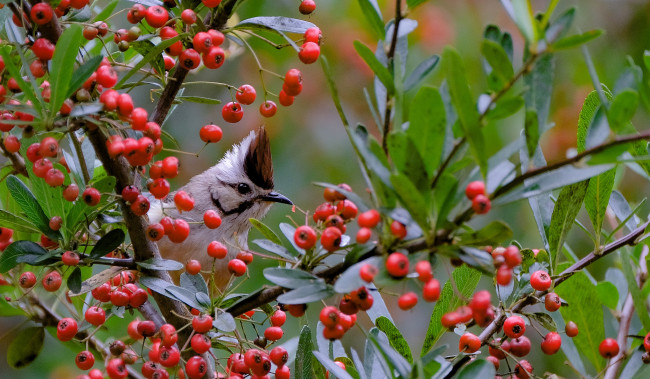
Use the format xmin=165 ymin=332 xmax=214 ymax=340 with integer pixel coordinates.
xmin=198 ymin=126 xmax=292 ymax=223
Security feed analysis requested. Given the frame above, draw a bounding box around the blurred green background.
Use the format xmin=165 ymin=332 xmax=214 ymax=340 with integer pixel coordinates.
xmin=2 ymin=0 xmax=650 ymax=377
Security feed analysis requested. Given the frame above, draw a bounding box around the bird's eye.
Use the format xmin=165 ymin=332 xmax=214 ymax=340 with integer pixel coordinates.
xmin=237 ymin=183 xmax=251 ymax=194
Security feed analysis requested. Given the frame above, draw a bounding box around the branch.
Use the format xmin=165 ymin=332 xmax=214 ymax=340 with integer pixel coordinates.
xmin=0 ymin=141 xmax=28 ymax=177
xmin=381 ymin=0 xmax=403 ymax=154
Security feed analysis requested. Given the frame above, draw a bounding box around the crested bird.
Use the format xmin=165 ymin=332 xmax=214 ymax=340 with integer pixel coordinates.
xmin=148 ymin=126 xmax=292 ymax=291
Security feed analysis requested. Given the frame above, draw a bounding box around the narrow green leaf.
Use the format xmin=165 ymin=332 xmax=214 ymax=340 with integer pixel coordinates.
xmin=0 ymin=210 xmax=41 ymax=234
xmin=376 ymin=316 xmax=413 ymax=364
xmin=524 ymin=54 xmax=555 ymax=129
xmin=404 ymin=55 xmax=440 ymax=92
xmin=527 ymin=312 xmax=557 ymax=332
xmin=356 ymin=0 xmax=385 ymax=41
xmin=596 ymin=281 xmax=619 ymax=310
xmin=443 ymin=47 xmax=486 ymax=178
xmin=608 ymin=89 xmax=638 ymax=133
xmin=235 ymin=16 xmax=317 ymax=34
xmin=7 ymin=327 xmax=45 ymax=369
xmin=89 ymin=229 xmax=125 ymax=258
xmin=67 ymin=267 xmax=82 ymax=293
xmin=552 ymin=30 xmax=604 ymax=50
xmin=131 ymin=40 xmax=166 ymax=76
xmin=367 ymin=331 xmax=411 ymax=378
xmin=176 ymin=96 xmax=222 ymax=104
xmin=421 ymin=266 xmax=481 ymax=355
xmin=585 ymin=169 xmax=615 ymax=245
xmin=481 ymin=39 xmax=514 ymax=84
xmin=354 ymin=41 xmax=395 ymax=95
xmin=524 ymin=110 xmax=539 ymax=157
xmin=544 ymin=7 xmax=575 ymax=43
xmin=263 ymin=267 xmax=321 ymax=289
xmin=180 ymin=272 xmax=209 ymax=295
xmin=406 ymin=0 xmax=428 ymax=9
xmin=548 ymin=180 xmax=589 ymax=271
xmin=621 ymin=257 xmax=650 ymax=331
xmin=295 ymin=325 xmax=314 ymax=379
xmin=577 ymin=90 xmax=609 ymax=153
xmin=66 ymin=55 xmax=103 ymax=100
xmin=277 ymin=283 xmax=334 ymax=304
xmin=388 ymin=132 xmax=429 ymax=191
xmin=457 ymin=359 xmax=496 ymax=379
xmin=137 ymin=258 xmax=184 ymax=271
xmin=313 ymin=351 xmax=354 ymax=379
xmin=50 ymin=25 xmax=83 ymax=114
xmin=253 ymin=239 xmax=297 ymax=261
xmin=555 ymin=271 xmax=605 ymax=371
xmin=644 ymin=50 xmax=650 ymax=71
xmin=487 ymin=96 xmax=524 ymax=120
xmin=390 ymin=173 xmax=429 ymax=230
xmin=0 ymin=241 xmax=47 ymax=273
xmin=407 ymin=86 xmax=445 ymax=177
xmin=165 ymin=285 xmax=206 ymax=311
xmin=455 ymin=221 xmax=513 ymax=247
xmin=92 ymin=0 xmax=119 ymax=22
xmin=434 ymin=174 xmax=458 ymax=230
xmin=115 ymin=35 xmax=182 ymax=89
xmin=250 ymin=219 xmax=283 ymax=245
xmin=6 ymin=176 xmax=60 ymax=240
xmin=0 ymin=296 xmax=26 ymax=317
xmin=512 ymin=0 xmax=538 ymax=43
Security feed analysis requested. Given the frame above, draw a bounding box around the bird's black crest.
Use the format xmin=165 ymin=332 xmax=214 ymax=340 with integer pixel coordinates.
xmin=244 ymin=126 xmax=274 ymax=190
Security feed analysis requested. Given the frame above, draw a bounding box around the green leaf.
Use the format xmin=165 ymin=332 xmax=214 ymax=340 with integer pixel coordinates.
xmin=577 ymin=90 xmax=609 ymax=153
xmin=545 ymin=7 xmax=575 ymax=43
xmin=115 ymin=35 xmax=182 ymax=89
xmin=295 ymin=325 xmax=314 ymax=379
xmin=179 ymin=272 xmax=209 ymax=296
xmin=89 ymin=229 xmax=125 ymax=258
xmin=406 ymin=0 xmax=428 ymax=9
xmin=407 ymin=86 xmax=446 ymax=177
xmin=253 ymin=239 xmax=297 ymax=260
xmin=443 ymin=47 xmax=486 ymax=178
xmin=481 ymin=39 xmax=514 ymax=84
xmin=527 ymin=312 xmax=557 ymax=332
xmin=390 ymin=173 xmax=429 ymax=230
xmin=376 ymin=316 xmax=413 ymax=364
xmin=621 ymin=257 xmax=650 ymax=331
xmin=7 ymin=327 xmax=45 ymax=369
xmin=356 ymin=0 xmax=385 ymax=41
xmin=250 ymin=219 xmax=283 ymax=245
xmin=277 ymin=283 xmax=334 ymax=304
xmin=552 ymin=30 xmax=604 ymax=50
xmin=457 ymin=359 xmax=496 ymax=379
xmin=608 ymin=89 xmax=638 ymax=133
xmin=7 ymin=176 xmax=60 ymax=240
xmin=512 ymin=0 xmax=538 ymax=43
xmin=264 ymin=267 xmax=321 ymax=289
xmin=165 ymin=285 xmax=206 ymax=311
xmin=434 ymin=174 xmax=458 ymax=230
xmin=313 ymin=351 xmax=354 ymax=379
xmin=176 ymin=96 xmax=222 ymax=104
xmin=66 ymin=55 xmax=103 ymax=100
xmin=388 ymin=131 xmax=429 ymax=191
xmin=92 ymin=0 xmax=118 ymax=22
xmin=236 ymin=16 xmax=317 ymax=34
xmin=596 ymin=281 xmax=619 ymax=309
xmin=213 ymin=309 xmax=236 ymax=332
xmin=353 ymin=41 xmax=395 ymax=95
xmin=555 ymin=271 xmax=605 ymax=371
xmin=137 ymin=258 xmax=184 ymax=271
xmin=488 ymin=96 xmax=524 ymax=120
xmin=421 ymin=266 xmax=481 ymax=355
xmin=585 ymin=169 xmax=615 ymax=245
xmin=0 ymin=296 xmax=26 ymax=317
xmin=0 ymin=210 xmax=41 ymax=234
xmin=524 ymin=110 xmax=539 ymax=157
xmin=548 ymin=180 xmax=589 ymax=271
xmin=404 ymin=55 xmax=440 ymax=92
xmin=524 ymin=54 xmax=555 ymax=129
xmin=139 ymin=276 xmax=171 ymax=295
xmin=67 ymin=267 xmax=82 ymax=293
xmin=131 ymin=40 xmax=166 ymax=76
xmin=50 ymin=24 xmax=83 ymax=115
xmin=455 ymin=221 xmax=513 ymax=247
xmin=367 ymin=331 xmax=411 ymax=378
xmin=0 ymin=47 xmax=41 ymax=114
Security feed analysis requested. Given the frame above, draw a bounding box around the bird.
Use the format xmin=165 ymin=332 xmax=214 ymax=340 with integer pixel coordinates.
xmin=148 ymin=126 xmax=292 ymax=291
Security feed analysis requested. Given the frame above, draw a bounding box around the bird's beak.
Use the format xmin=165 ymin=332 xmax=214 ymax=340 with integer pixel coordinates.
xmin=261 ymin=191 xmax=293 ymax=205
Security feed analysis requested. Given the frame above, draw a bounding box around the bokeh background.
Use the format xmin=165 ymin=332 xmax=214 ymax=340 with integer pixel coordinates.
xmin=2 ymin=0 xmax=650 ymax=377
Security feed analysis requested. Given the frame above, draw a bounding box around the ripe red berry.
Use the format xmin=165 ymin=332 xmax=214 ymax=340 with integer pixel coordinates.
xmin=504 ymin=245 xmax=522 ymax=268
xmin=459 ymin=332 xmax=481 ymax=353
xmin=32 ymin=38 xmax=55 ymax=61
xmin=599 ymin=338 xmax=619 ymax=358
xmin=61 ymin=183 xmax=79 ymax=202
xmin=149 ymin=178 xmax=170 ymax=199
xmin=320 ymin=226 xmax=342 ymax=252
xmin=192 ymin=32 xmax=213 ymax=53
xmin=294 ymin=225 xmax=317 ymax=249
xmin=236 ymin=84 xmax=256 ymax=105
xmin=82 ymin=187 xmax=101 ymax=206
xmin=299 ymin=42 xmax=320 ymax=64
xmin=465 ymin=181 xmax=485 ymax=200
xmin=158 ymin=345 xmax=181 ymax=367
xmin=186 ymin=259 xmax=201 ymax=275
xmin=469 ymin=290 xmax=491 ymax=312
xmin=441 ymin=312 xmax=462 ymax=328
xmin=264 ymin=326 xmax=284 ymax=341
xmin=201 ymin=0 xmax=222 ymax=8
xmin=145 ymin=6 xmax=169 ymax=28
xmin=358 ymin=209 xmax=381 ymax=228
xmin=228 ymin=258 xmax=247 ymax=276
xmin=199 ymin=123 xmax=223 ymax=143
xmin=359 ymin=263 xmax=378 ymax=283
xmin=190 ymin=333 xmax=211 ymax=354
xmin=19 ymin=271 xmax=37 ymax=288
xmin=397 ymin=292 xmax=418 ymax=310
xmin=509 ymin=335 xmax=531 ymax=357
xmin=270 ymin=346 xmax=289 ymax=366
xmin=304 ymin=27 xmax=322 ymax=44
xmin=299 ymin=0 xmax=316 ymax=15
xmin=323 ymin=324 xmax=345 ymax=340
xmin=62 ymin=251 xmax=80 ymax=266
xmin=222 ymin=102 xmax=244 ymax=123
xmin=203 ymin=210 xmax=222 ymax=229
xmin=270 ymin=309 xmax=286 ymax=327
xmin=207 ymin=241 xmax=228 ymax=259
xmin=339 ymin=295 xmax=358 ymax=315
xmin=185 ymin=356 xmax=207 ymax=379
xmin=131 ymin=195 xmax=150 ymax=216
xmin=541 ymin=331 xmax=562 ymax=355
xmin=3 ymin=135 xmax=20 ymax=153
xmin=180 ymin=48 xmax=201 ymax=70
xmin=286 ymin=303 xmax=307 ymax=318
xmin=503 ymin=315 xmax=525 ymax=338
xmin=75 ymin=350 xmax=95 ymax=370
xmin=423 ymin=278 xmax=441 ymax=302
xmin=385 ymin=252 xmax=409 ymax=278
xmin=181 ymin=9 xmax=196 ymax=24
xmin=85 ymin=306 xmax=106 ymax=326
xmin=472 ymin=194 xmax=491 ymax=214
xmin=30 ymin=3 xmax=53 ymax=24
xmin=33 ymin=158 xmax=53 ymax=178
xmin=514 ymin=360 xmax=533 ymax=379
xmin=545 ymin=292 xmax=561 ymax=312
xmin=43 ymin=271 xmax=62 ymax=291
xmin=57 ymin=317 xmax=78 ymax=341
xmin=414 ymin=260 xmax=433 ymax=282
xmin=174 ymin=191 xmax=194 ymax=212
xmin=203 ymin=46 xmax=225 ymax=69
xmin=496 ymin=264 xmax=512 ymax=285
xmin=390 ymin=220 xmax=407 ymax=239
xmin=259 ymin=100 xmax=278 ymax=117
xmin=319 ymin=306 xmax=339 ymax=328
xmin=530 ymin=270 xmax=552 ymax=291
xmin=357 ymin=228 xmax=371 ymax=243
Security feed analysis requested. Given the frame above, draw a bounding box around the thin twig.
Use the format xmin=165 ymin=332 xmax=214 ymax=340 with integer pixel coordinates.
xmin=381 ymin=0 xmax=403 ymax=154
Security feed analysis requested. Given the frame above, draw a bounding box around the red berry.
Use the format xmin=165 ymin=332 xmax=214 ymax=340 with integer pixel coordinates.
xmin=338 ymin=296 xmax=358 ymax=315
xmin=279 ymin=90 xmax=295 ymax=106
xmin=207 ymin=240 xmax=228 ymax=259
xmin=181 ymin=9 xmax=196 ymax=24
xmin=135 ymin=320 xmax=156 ymax=337
xmin=162 ymin=156 xmax=179 ymax=178
xmin=19 ymin=272 xmax=37 ymax=288
xmin=174 ymin=191 xmax=194 ymax=212
xmin=530 ymin=270 xmax=552 ymax=291
xmin=299 ymin=0 xmax=316 ymax=15
xmin=359 ymin=263 xmax=378 ymax=283
xmin=504 ymin=245 xmax=522 ymax=268
xmin=85 ymin=306 xmax=106 ymax=326
xmin=180 ymin=48 xmax=201 ymax=70
xmin=185 ymin=356 xmax=207 ymax=379
xmin=489 ymin=338 xmax=509 ymax=360
xmin=643 ymin=332 xmax=650 ymax=352
xmin=514 ymin=360 xmax=533 ymax=379
xmin=264 ymin=326 xmax=284 ymax=341
xmin=397 ymin=292 xmax=418 ymax=310
xmin=459 ymin=332 xmax=481 ymax=353
xmin=32 ymin=38 xmax=55 ymax=60
xmin=167 ymin=219 xmax=190 ymax=243
xmin=30 ymin=3 xmax=53 ymax=25
xmin=145 ymin=6 xmax=169 ymax=28
xmin=544 ymin=292 xmax=561 ymax=312
xmin=202 ymin=46 xmax=225 ymax=69
xmin=158 ymin=345 xmax=180 ymax=367
xmin=472 ymin=194 xmax=491 ymax=214
xmin=186 ymin=259 xmax=201 ymax=275
xmin=270 ymin=310 xmax=286 ymax=327
xmin=323 ymin=324 xmax=345 ymax=340
xmin=599 ymin=338 xmax=619 ymax=358
xmin=299 ymin=42 xmax=320 ymax=64
xmin=496 ymin=264 xmax=512 ymax=285
xmin=228 ymin=258 xmax=247 ymax=276
xmin=199 ymin=124 xmax=223 ymax=143
xmin=294 ymin=225 xmax=317 ymax=249
xmin=192 ymin=32 xmax=213 ymax=53
xmin=45 ymin=168 xmax=65 ymax=187
xmin=110 ymin=289 xmax=129 ymax=307
xmin=423 ymin=278 xmax=441 ymax=302
xmin=259 ymin=100 xmax=277 ymax=117
xmin=486 ymin=355 xmax=499 ymax=370
xmin=83 ymin=187 xmax=101 ymax=206
xmin=201 ymin=0 xmax=222 ymax=8
xmin=121 ymin=185 xmax=140 ymax=202
xmin=208 ymin=29 xmax=225 ymax=46
xmin=96 ymin=65 xmax=118 ymax=88
xmin=465 ymin=181 xmax=485 ymax=199
xmin=304 ymin=27 xmax=322 ymax=44
xmin=160 ymin=323 xmax=177 ymax=347
xmin=509 ymin=335 xmax=531 ymax=357
xmin=76 ymin=350 xmax=95 ymax=370
xmin=385 ymin=252 xmax=409 ymax=278
xmin=43 ymin=271 xmax=62 ymax=291
xmin=414 ymin=260 xmax=433 ymax=282
xmin=270 ymin=346 xmax=288 ymax=366
xmin=456 ymin=305 xmax=473 ymax=323
xmin=190 ymin=333 xmax=211 ymax=354
xmin=62 ymin=251 xmax=80 ymax=266
xmin=149 ymin=178 xmax=170 ymax=199
xmin=390 ymin=220 xmax=407 ymax=239
xmin=222 ymin=102 xmax=243 ymax=123
xmin=356 ymin=227 xmax=372 ymax=243
xmin=358 ymin=209 xmax=380 ymax=228
xmin=441 ymin=312 xmax=462 ymax=328
xmin=3 ymin=135 xmax=20 ymax=153
xmin=236 ymin=84 xmax=256 ymax=105
xmin=336 ymin=199 xmax=358 ymax=219
xmin=33 ymin=158 xmax=53 ymax=178
xmin=503 ymin=315 xmax=525 ymax=338
xmin=131 ymin=195 xmax=150 ymax=216
xmin=319 ymin=306 xmax=339 ymax=328
xmin=57 ymin=317 xmax=78 ymax=341
xmin=541 ymin=331 xmax=562 ymax=355
xmin=320 ymin=226 xmax=342 ymax=252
